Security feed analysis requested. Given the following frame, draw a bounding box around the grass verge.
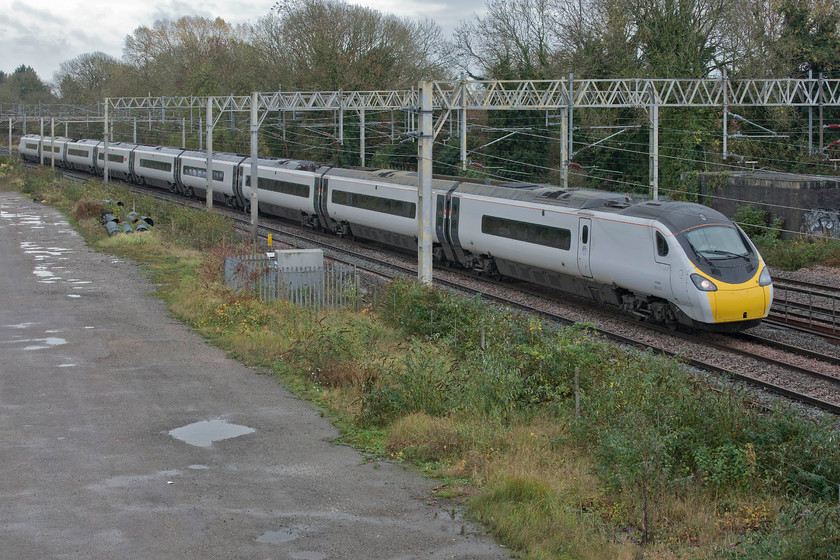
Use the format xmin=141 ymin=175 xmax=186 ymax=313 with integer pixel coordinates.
xmin=3 ymin=158 xmax=840 ymax=560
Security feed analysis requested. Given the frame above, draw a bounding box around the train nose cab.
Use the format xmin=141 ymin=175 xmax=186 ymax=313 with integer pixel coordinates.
xmin=681 ymin=224 xmax=773 ymax=328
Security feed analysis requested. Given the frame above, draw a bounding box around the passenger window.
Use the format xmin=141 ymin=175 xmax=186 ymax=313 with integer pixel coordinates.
xmin=656 ymin=231 xmax=669 ymax=256
xmin=581 ymin=225 xmax=589 ymax=244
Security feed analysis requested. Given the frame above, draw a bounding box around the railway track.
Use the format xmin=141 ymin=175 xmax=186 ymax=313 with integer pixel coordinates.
xmin=770 ymin=277 xmax=840 ymax=341
xmin=19 ymin=162 xmax=840 ymax=416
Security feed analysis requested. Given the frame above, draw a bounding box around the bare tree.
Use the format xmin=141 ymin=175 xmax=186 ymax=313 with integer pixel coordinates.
xmin=251 ymin=0 xmax=448 ymax=90
xmin=123 ymin=16 xmax=257 ymax=95
xmin=452 ymin=0 xmax=563 ymax=79
xmin=53 ymin=52 xmax=122 ymax=103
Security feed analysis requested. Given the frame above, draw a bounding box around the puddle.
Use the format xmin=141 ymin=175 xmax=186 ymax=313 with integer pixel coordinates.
xmin=169 ymin=419 xmax=255 ymax=448
xmin=68 ymin=294 xmax=81 ymax=298
xmin=57 ymin=364 xmax=76 ymax=368
xmin=291 ymin=553 xmax=326 ymax=560
xmin=97 ymin=470 xmax=181 ymax=489
xmin=188 ymin=464 xmax=209 ymax=470
xmin=257 ymin=528 xmax=302 ymax=544
xmin=24 ymin=337 xmax=67 ymax=351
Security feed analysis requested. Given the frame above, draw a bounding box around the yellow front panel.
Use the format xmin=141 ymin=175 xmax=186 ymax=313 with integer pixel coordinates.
xmin=711 ymin=285 xmax=770 ymax=322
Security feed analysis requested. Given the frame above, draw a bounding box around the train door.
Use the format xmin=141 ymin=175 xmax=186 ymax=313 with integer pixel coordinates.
xmin=435 ymin=194 xmax=457 ymax=262
xmin=652 ymin=229 xmax=674 ymax=299
xmin=315 ymin=171 xmax=337 ymax=231
xmin=577 ymin=217 xmax=592 ymax=278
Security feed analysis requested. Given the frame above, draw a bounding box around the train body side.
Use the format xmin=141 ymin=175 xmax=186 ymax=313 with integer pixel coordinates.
xmin=19 ymin=135 xmax=772 ymax=331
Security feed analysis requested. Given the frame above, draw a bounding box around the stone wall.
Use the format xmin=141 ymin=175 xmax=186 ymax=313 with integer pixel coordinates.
xmin=697 ymin=171 xmax=840 ymax=238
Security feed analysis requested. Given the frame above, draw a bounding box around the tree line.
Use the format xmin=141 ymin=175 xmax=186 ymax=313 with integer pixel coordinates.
xmin=4 ymin=0 xmax=837 ymax=105
xmin=2 ymin=0 xmax=839 ymax=192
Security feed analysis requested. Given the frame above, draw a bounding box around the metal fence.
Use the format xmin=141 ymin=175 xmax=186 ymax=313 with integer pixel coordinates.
xmin=224 ymin=255 xmax=358 ymax=309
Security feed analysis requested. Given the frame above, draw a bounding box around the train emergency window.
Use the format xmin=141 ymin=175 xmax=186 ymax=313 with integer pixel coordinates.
xmin=331 ymin=190 xmax=416 ymax=219
xmin=656 ymin=232 xmax=669 ymax=256
xmin=184 ymin=166 xmax=223 ymax=182
xmin=245 ymin=176 xmax=309 ymax=198
xmin=139 ymin=158 xmax=172 ymax=172
xmin=481 ymin=215 xmax=571 ymax=250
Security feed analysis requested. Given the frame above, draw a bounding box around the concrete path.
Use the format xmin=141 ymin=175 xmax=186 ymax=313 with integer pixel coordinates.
xmin=0 ymin=191 xmax=509 ymax=560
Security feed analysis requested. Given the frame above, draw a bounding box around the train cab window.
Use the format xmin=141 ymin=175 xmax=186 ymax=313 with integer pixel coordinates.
xmin=581 ymin=225 xmax=589 ymax=244
xmin=656 ymin=231 xmax=669 ymax=256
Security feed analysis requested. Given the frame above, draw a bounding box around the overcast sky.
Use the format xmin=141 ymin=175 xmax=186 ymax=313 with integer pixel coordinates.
xmin=0 ymin=0 xmax=486 ymax=83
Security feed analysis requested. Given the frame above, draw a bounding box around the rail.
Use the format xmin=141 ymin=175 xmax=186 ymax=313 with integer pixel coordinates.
xmin=772 ymin=279 xmax=839 ymax=335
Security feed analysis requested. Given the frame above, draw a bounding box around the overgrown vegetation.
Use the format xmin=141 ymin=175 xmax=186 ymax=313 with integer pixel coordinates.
xmin=3 ymin=162 xmax=840 ymax=559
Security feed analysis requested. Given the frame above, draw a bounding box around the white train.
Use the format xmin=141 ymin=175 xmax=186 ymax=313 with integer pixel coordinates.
xmin=19 ymin=134 xmax=773 ymax=331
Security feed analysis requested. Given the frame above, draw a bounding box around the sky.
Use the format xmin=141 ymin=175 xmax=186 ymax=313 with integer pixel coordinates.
xmin=0 ymin=0 xmax=487 ymax=83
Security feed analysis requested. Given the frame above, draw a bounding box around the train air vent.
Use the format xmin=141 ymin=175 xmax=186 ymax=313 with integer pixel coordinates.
xmin=605 ymin=200 xmax=631 ymax=208
xmin=540 ymin=190 xmax=569 ymax=199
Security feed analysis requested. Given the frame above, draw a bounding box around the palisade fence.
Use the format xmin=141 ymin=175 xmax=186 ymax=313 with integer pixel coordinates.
xmin=224 ymin=254 xmax=359 ymax=309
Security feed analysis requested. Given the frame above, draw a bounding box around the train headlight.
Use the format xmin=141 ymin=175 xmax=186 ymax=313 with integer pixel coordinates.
xmin=758 ymin=267 xmax=772 ymax=286
xmin=690 ymin=273 xmax=718 ymax=292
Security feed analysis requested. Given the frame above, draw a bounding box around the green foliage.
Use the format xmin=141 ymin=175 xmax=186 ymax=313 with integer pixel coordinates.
xmin=715 ymin=503 xmax=840 ymax=560
xmin=693 ymin=443 xmax=757 ymax=490
xmin=359 ymin=341 xmax=461 ymax=425
xmin=0 ymin=64 xmax=53 ymax=105
xmin=754 ymin=237 xmax=840 ymax=270
xmin=733 ymin=205 xmax=783 ymax=239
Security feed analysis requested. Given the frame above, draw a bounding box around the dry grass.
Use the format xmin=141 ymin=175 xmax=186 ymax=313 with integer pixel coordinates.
xmin=72 ymin=199 xmax=105 ymax=221
xmin=387 ymin=412 xmax=465 ymax=463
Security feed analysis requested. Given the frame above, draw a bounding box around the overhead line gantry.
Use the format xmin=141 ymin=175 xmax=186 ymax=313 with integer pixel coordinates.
xmin=5 ymin=75 xmax=840 ymax=282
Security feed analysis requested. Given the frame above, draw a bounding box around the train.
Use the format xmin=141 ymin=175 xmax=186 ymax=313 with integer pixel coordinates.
xmin=18 ymin=133 xmax=773 ymax=332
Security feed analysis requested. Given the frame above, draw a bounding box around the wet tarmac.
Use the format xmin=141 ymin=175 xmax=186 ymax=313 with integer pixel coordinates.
xmin=0 ymin=191 xmax=510 ymax=559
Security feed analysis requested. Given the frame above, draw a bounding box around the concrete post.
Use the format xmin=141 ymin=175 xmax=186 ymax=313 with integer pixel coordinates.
xmin=360 ymin=108 xmax=365 ymax=167
xmin=250 ymin=92 xmax=259 ymax=243
xmin=649 ymin=102 xmax=659 ymax=200
xmin=568 ymin=74 xmax=575 ymax=174
xmin=50 ymin=118 xmax=55 ymax=168
xmin=39 ymin=118 xmax=44 ymax=165
xmin=460 ymin=75 xmax=467 ymax=171
xmin=561 ymin=111 xmax=568 ymax=189
xmin=417 ymin=81 xmax=433 ymax=284
xmin=808 ymin=70 xmax=814 ymax=155
xmin=206 ymin=98 xmax=213 ymax=210
xmin=722 ymin=70 xmax=728 ymax=160
xmin=104 ymin=101 xmax=110 ymax=184
xmin=338 ymin=91 xmax=344 ymax=146
xmin=819 ymin=73 xmax=825 ymax=152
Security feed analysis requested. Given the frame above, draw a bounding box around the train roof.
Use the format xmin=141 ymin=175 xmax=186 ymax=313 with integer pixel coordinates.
xmin=324 ymin=168 xmax=636 ymax=210
xmin=619 ymin=200 xmax=733 ymax=233
xmin=238 ymin=156 xmax=318 ymax=171
xmin=454 ymin=182 xmax=634 ymax=210
xmin=180 ymin=151 xmax=247 ymax=164
xmin=133 ymin=145 xmax=185 ymax=156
